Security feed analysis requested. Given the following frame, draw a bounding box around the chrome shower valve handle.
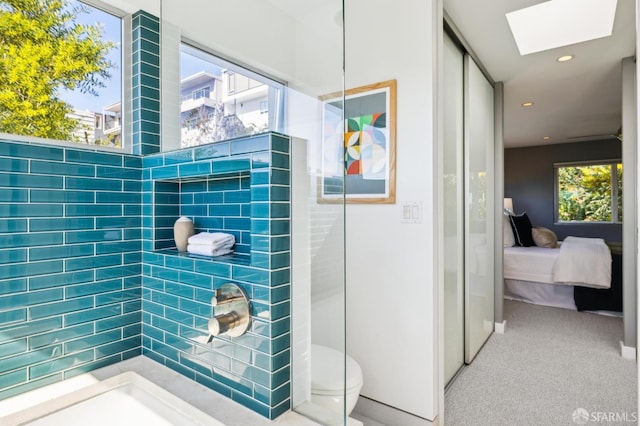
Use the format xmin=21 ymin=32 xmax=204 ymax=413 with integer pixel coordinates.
xmin=205 ymin=283 xmax=251 ymax=343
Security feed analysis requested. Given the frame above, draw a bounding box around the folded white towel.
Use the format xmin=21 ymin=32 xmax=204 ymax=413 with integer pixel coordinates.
xmin=187 ymin=243 xmax=233 ymax=257
xmin=187 ymin=232 xmax=235 ymax=247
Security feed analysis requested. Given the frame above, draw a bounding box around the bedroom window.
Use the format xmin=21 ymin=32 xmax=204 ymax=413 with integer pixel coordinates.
xmin=555 ymin=161 xmax=622 ymax=223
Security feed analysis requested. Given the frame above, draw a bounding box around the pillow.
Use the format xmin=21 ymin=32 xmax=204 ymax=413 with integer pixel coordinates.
xmin=503 ymin=214 xmax=515 ymax=247
xmin=532 ymin=227 xmax=558 ymax=248
xmin=508 ymin=212 xmax=535 ymax=247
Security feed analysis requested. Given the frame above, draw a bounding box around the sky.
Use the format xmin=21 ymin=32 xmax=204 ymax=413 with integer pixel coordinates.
xmin=59 ymin=0 xmax=122 ymax=113
xmin=180 ymin=45 xmax=223 ymax=79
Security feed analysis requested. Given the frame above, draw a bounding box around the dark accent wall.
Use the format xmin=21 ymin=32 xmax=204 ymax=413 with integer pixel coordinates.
xmin=505 ymin=139 xmax=622 ymax=242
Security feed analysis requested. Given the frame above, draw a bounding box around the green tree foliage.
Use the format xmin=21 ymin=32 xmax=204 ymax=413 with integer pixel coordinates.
xmin=616 ymin=163 xmax=623 ymax=222
xmin=558 ymin=164 xmax=623 ymax=222
xmin=0 ymin=0 xmax=114 ymax=140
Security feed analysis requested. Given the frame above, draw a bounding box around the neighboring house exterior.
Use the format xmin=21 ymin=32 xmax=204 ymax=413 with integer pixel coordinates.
xmin=180 ymin=70 xmax=269 ymax=147
xmin=68 ymin=106 xmax=121 ymax=147
xmin=68 ymin=109 xmax=105 ymax=144
xmin=102 ymin=101 xmax=122 ymax=147
xmin=180 ymin=71 xmax=223 ymax=127
xmin=66 ymin=70 xmax=268 ymax=149
xmin=222 ymin=70 xmax=269 ymax=133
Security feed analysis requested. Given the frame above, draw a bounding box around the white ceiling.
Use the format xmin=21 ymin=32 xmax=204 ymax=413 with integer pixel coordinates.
xmin=444 ymin=0 xmax=635 ymax=148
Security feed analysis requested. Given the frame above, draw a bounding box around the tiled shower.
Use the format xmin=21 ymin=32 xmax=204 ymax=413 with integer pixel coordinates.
xmin=0 ymin=3 xmax=310 ymax=420
xmin=0 ymin=131 xmax=292 ymax=419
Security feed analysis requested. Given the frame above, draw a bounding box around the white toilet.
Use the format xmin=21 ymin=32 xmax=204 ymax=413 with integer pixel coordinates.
xmin=310 ymin=344 xmax=363 ymax=415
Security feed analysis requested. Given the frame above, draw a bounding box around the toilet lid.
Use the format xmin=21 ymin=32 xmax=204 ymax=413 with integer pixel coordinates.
xmin=311 ymin=344 xmax=363 ymax=393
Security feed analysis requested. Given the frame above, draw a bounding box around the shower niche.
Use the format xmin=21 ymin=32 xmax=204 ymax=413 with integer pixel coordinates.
xmin=145 ymin=133 xmax=291 ymax=268
xmin=153 ymin=166 xmax=252 ymax=255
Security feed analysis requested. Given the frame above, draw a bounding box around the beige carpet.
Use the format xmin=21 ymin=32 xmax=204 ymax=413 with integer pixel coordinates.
xmin=445 ymin=300 xmax=637 ymax=426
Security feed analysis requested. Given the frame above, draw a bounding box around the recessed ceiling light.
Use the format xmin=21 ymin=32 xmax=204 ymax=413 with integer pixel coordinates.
xmin=557 ymin=55 xmax=574 ymax=62
xmin=521 ymin=102 xmax=534 ymax=107
xmin=506 ymin=0 xmax=618 ymax=55
xmin=543 ymin=136 xmax=550 ymax=140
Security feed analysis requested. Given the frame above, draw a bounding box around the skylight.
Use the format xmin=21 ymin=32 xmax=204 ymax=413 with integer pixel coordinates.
xmin=506 ymin=0 xmax=618 ymax=55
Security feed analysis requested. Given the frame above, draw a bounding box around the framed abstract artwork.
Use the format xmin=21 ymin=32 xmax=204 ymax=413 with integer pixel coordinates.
xmin=319 ymin=79 xmax=397 ymax=204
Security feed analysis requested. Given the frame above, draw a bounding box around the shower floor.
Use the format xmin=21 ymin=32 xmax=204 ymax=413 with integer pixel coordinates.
xmin=2 ymin=372 xmax=224 ymax=425
xmin=0 ymin=356 xmax=319 ymax=426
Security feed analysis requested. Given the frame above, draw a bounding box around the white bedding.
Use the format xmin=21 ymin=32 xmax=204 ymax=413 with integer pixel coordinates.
xmin=552 ymin=236 xmax=611 ymax=289
xmin=503 ymin=246 xmax=560 ymax=284
xmin=504 ymin=279 xmax=577 ymax=310
xmin=504 ymin=237 xmax=611 ymax=289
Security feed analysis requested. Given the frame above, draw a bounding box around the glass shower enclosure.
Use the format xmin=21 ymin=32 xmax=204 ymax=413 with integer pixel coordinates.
xmin=159 ymin=0 xmax=348 ymax=423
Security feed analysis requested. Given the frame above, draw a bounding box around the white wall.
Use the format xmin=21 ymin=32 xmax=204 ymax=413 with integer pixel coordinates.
xmin=160 ymin=20 xmax=181 ymax=152
xmin=290 ymin=135 xmax=312 ymax=407
xmin=99 ymin=0 xmax=343 ymax=96
xmin=622 ymin=57 xmax=638 ymax=353
xmin=87 ymin=0 xmax=158 ymax=16
xmin=344 ymin=0 xmax=438 ymax=419
xmin=158 ymin=0 xmax=343 ymax=97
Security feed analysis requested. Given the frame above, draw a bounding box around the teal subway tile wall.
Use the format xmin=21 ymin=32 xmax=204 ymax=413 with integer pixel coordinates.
xmin=131 ymin=10 xmax=161 ymax=156
xmin=0 ymin=133 xmax=291 ymax=420
xmin=141 ymin=133 xmax=292 ymax=419
xmin=0 ymin=139 xmax=143 ymax=400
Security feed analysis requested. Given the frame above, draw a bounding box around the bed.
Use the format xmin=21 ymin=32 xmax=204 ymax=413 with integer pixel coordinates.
xmin=504 ymin=235 xmax=621 ymax=313
xmin=504 ymin=245 xmax=576 ymax=310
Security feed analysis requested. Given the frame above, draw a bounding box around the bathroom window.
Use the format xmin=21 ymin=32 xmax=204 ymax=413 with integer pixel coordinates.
xmin=179 ymin=42 xmax=285 ymax=148
xmin=0 ymin=0 xmax=123 ymax=148
xmin=555 ymin=161 xmax=623 ymax=223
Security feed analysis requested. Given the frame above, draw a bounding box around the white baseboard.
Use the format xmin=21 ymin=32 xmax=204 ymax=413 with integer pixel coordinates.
xmin=495 ymin=320 xmax=507 ymax=334
xmin=619 ymin=341 xmax=636 ymax=360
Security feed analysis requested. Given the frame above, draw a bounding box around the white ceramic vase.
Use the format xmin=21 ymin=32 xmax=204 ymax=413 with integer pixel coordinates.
xmin=173 ymin=216 xmax=194 ymax=252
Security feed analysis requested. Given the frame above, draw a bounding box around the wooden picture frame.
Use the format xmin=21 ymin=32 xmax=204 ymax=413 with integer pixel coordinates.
xmin=319 ymin=79 xmax=397 ymax=204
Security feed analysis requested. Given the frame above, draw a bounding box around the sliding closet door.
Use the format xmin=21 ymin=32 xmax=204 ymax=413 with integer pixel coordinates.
xmin=443 ymin=34 xmax=465 ymax=384
xmin=464 ymin=55 xmax=495 ymax=363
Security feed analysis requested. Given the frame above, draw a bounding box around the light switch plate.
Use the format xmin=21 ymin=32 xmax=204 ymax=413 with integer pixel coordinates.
xmin=401 ymin=201 xmax=422 ymax=224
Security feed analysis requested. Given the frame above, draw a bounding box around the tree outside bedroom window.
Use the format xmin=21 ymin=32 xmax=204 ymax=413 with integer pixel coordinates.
xmin=556 ymin=162 xmax=623 ymax=223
